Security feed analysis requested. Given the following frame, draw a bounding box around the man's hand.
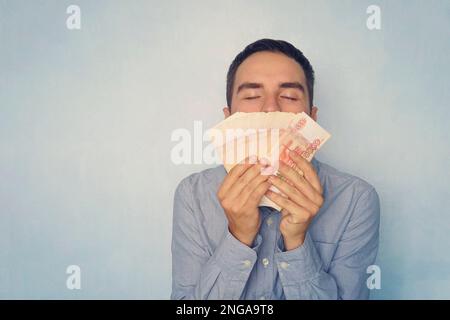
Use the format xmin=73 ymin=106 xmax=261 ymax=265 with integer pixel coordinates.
xmin=265 ymin=150 xmax=324 ymax=251
xmin=217 ymin=157 xmax=272 ymax=247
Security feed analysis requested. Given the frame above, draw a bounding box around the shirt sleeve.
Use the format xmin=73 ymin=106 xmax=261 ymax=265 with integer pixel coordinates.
xmin=171 ymin=178 xmax=262 ymax=300
xmin=275 ymin=187 xmax=380 ymax=300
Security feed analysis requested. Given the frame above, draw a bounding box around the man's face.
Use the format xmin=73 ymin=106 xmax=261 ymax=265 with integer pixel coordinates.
xmin=223 ymin=51 xmax=318 ymax=121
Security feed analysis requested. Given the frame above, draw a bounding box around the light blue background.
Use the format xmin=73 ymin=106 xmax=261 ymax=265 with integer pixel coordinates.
xmin=1 ymin=0 xmax=449 ymax=299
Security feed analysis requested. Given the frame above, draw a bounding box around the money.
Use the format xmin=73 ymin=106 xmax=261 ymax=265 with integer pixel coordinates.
xmin=208 ymin=112 xmax=331 ymax=210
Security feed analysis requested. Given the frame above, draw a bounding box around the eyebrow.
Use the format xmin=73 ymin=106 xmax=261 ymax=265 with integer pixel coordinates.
xmin=236 ymin=82 xmax=263 ymax=94
xmin=279 ymin=82 xmax=305 ymax=93
xmin=236 ymin=82 xmax=305 ymax=94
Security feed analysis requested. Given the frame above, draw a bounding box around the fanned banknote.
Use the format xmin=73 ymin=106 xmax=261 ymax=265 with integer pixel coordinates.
xmin=208 ymin=112 xmax=331 ymax=210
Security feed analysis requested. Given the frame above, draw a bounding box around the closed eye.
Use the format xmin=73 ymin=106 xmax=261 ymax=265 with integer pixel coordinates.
xmin=281 ymin=96 xmax=298 ymax=101
xmin=244 ymin=96 xmax=261 ymax=100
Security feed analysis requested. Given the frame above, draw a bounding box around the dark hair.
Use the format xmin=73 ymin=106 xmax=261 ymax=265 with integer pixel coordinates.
xmin=226 ymin=39 xmax=315 ymax=108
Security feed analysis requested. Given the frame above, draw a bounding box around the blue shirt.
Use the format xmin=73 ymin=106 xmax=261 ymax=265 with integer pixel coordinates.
xmin=171 ymin=158 xmax=380 ymax=300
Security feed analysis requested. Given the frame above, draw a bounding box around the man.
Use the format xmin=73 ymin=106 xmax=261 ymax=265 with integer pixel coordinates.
xmin=171 ymin=39 xmax=380 ymax=300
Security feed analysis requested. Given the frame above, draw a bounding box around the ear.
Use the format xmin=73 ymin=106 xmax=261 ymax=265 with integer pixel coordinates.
xmin=223 ymin=106 xmax=231 ymax=119
xmin=310 ymin=106 xmax=318 ymax=121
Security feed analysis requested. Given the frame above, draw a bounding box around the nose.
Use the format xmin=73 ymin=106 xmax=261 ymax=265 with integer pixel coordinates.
xmin=261 ymin=95 xmax=281 ymax=112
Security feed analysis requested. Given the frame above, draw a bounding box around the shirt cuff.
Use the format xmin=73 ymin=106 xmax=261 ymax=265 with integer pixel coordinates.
xmin=213 ymin=229 xmax=262 ymax=281
xmin=275 ymin=232 xmax=323 ymax=285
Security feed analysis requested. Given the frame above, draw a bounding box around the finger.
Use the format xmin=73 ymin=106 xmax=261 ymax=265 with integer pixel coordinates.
xmin=278 ymin=161 xmax=323 ymax=206
xmin=240 ymin=177 xmax=271 ymax=208
xmin=288 ymin=150 xmax=322 ymax=194
xmin=226 ymin=162 xmax=267 ymax=200
xmin=244 ymin=181 xmax=272 ymax=210
xmin=268 ymin=175 xmax=319 ymax=213
xmin=265 ymin=190 xmax=311 ymax=224
xmin=217 ymin=155 xmax=257 ymax=199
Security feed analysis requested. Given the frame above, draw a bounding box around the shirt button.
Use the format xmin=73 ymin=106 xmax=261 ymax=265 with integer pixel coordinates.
xmin=262 ymin=258 xmax=269 ymax=268
xmin=243 ymin=260 xmax=252 ymax=268
xmin=266 ymin=217 xmax=273 ymax=226
xmin=280 ymin=261 xmax=289 ymax=269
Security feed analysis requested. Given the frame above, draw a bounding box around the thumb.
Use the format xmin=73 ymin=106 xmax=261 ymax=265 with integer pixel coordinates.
xmin=280 ymin=208 xmax=293 ymax=223
xmin=280 ymin=208 xmax=290 ymax=218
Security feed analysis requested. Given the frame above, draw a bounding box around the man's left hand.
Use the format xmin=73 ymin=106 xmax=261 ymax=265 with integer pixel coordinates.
xmin=265 ymin=150 xmax=324 ymax=251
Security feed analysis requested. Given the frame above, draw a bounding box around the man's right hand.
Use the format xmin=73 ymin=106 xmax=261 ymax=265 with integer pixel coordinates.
xmin=216 ymin=157 xmax=273 ymax=247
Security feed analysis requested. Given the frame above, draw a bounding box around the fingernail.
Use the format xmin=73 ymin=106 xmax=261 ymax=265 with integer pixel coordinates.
xmin=249 ymin=155 xmax=257 ymax=164
xmin=259 ymin=157 xmax=270 ymax=166
xmin=261 ymin=166 xmax=275 ymax=176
